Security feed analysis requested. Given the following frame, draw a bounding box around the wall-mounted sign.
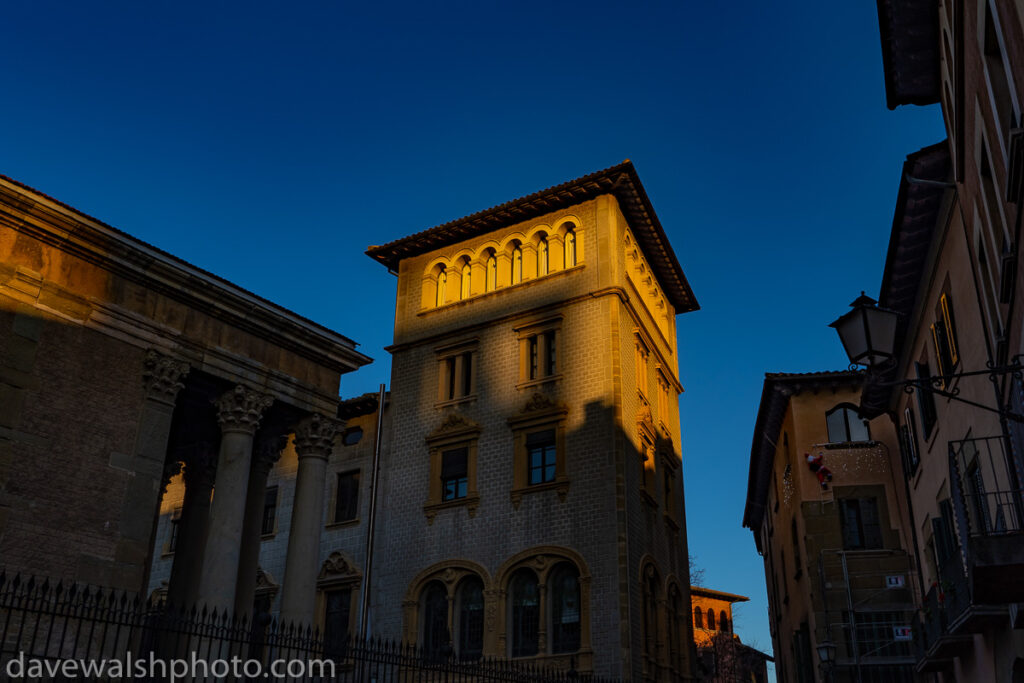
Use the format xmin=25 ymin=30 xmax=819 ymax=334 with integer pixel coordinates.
xmin=885 ymin=575 xmax=905 ymax=588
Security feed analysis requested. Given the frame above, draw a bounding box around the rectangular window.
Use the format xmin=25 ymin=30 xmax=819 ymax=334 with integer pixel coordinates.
xmin=439 ymin=348 xmax=476 ymax=402
xmin=335 ymin=471 xmax=360 ymax=523
xmin=261 ymin=488 xmax=277 ymax=536
xmin=526 ymin=332 xmax=557 ymax=381
xmin=932 ymin=292 xmax=960 ymax=379
xmin=529 ymin=336 xmax=539 ymax=380
xmin=840 ymin=498 xmax=883 ymax=550
xmin=663 ymin=469 xmax=675 ymax=517
xmin=515 ymin=317 xmax=562 ymax=385
xmin=442 ymin=447 xmax=469 ymax=500
xmin=932 ymin=499 xmax=958 ymax=565
xmin=900 ymin=407 xmax=920 ymax=475
xmin=527 ymin=430 xmax=557 ymax=485
xmin=544 ymin=330 xmax=556 ymax=376
xmin=915 ymin=361 xmax=938 ymax=438
xmin=323 ymin=588 xmax=352 ymax=659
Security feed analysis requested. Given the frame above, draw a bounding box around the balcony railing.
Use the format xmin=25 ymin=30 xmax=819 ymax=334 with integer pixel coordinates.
xmin=948 ymin=436 xmax=1024 ymax=604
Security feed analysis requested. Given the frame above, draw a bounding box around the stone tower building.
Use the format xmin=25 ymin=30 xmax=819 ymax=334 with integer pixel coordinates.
xmin=365 ymin=161 xmax=700 ymax=682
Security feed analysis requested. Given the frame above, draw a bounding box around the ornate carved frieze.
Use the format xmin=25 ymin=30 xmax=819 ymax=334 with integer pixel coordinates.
xmin=142 ymin=350 xmax=189 ymax=404
xmin=214 ymin=385 xmax=273 ymax=434
xmin=293 ymin=413 xmax=342 ymax=459
xmin=425 ymin=412 xmax=481 ymax=443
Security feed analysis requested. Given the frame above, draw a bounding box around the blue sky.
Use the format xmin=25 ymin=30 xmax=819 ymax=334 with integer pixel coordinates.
xmin=2 ymin=0 xmax=946 ymax=673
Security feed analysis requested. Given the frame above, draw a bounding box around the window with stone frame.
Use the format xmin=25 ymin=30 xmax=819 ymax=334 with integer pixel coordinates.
xmin=508 ymin=393 xmax=569 ymax=508
xmin=334 ymin=471 xmax=360 ymax=523
xmin=421 ymin=581 xmax=450 ymax=657
xmin=316 ymin=552 xmax=361 ymax=660
xmin=404 ymin=564 xmax=489 ymax=662
xmin=456 ymin=577 xmax=484 ymax=661
xmin=424 ymin=414 xmax=481 ymax=522
xmin=548 ymin=563 xmax=581 ymax=654
xmin=514 ymin=316 xmax=562 ymax=387
xmin=508 ymin=569 xmax=540 ymax=657
xmin=441 ymin=447 xmax=469 ymax=501
xmin=436 ymin=339 xmax=478 ymax=405
xmin=931 ymin=290 xmax=961 ymax=383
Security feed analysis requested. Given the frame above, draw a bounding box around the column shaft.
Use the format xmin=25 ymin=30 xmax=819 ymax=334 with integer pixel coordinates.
xmin=234 ymin=434 xmax=285 ymax=617
xmin=196 ymin=386 xmax=272 ymax=613
xmin=279 ymin=414 xmax=341 ymax=626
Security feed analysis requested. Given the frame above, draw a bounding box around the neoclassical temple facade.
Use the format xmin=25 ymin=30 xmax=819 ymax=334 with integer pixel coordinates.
xmin=364 ymin=161 xmax=700 ymax=681
xmin=0 ymin=174 xmax=371 ymax=625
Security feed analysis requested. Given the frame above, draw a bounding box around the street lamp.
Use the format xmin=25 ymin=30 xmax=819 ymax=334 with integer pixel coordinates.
xmin=815 ymin=639 xmax=836 ymax=665
xmin=816 ymin=640 xmax=836 ymax=683
xmin=830 ymin=293 xmax=1024 ymax=422
xmin=828 ymin=293 xmax=899 ymax=368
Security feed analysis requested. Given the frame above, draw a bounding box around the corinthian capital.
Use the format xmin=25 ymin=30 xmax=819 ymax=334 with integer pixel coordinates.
xmin=214 ymin=385 xmax=273 ymax=434
xmin=293 ymin=414 xmax=343 ymax=459
xmin=253 ymin=432 xmax=288 ymax=475
xmin=142 ymin=350 xmax=190 ymax=404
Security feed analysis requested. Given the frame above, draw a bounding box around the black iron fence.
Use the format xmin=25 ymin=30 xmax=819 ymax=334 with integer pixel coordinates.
xmin=0 ymin=571 xmax=616 ymax=683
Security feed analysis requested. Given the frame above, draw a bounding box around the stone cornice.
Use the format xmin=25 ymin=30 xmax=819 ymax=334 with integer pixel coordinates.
xmin=0 ymin=176 xmax=372 ymax=376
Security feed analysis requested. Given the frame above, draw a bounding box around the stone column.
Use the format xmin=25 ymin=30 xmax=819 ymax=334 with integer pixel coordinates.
xmin=166 ymin=443 xmax=217 ymax=610
xmin=134 ymin=351 xmax=189 ymax=593
xmin=279 ymin=413 xmax=342 ymax=626
xmin=234 ymin=432 xmax=287 ymax=618
xmin=196 ymin=385 xmax=272 ymax=613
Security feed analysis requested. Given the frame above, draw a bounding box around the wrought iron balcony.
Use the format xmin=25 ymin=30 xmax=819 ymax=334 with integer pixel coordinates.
xmin=948 ymin=435 xmax=1024 ymax=604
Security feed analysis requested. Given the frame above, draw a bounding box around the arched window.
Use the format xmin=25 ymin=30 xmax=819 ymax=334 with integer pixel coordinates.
xmin=563 ymin=226 xmax=576 ymax=267
xmin=826 ymin=404 xmax=871 ymax=443
xmin=460 ymin=261 xmax=472 ymax=300
xmin=720 ymin=610 xmax=729 ymax=634
xmin=707 ymin=608 xmax=716 ymax=630
xmin=436 ymin=267 xmax=447 ymax=307
xmin=421 ymin=581 xmax=449 ymax=656
xmin=538 ymin=237 xmax=549 ymax=276
xmin=512 ymin=244 xmax=523 ymax=284
xmin=694 ymin=606 xmax=704 ymax=628
xmin=549 ymin=563 xmax=580 ymax=654
xmin=485 ymin=253 xmax=497 ymax=292
xmin=508 ymin=569 xmax=539 ymax=657
xmin=456 ymin=577 xmax=484 ymax=660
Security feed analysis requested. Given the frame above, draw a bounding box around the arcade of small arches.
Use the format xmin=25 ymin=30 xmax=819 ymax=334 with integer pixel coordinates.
xmin=421 ymin=219 xmax=582 ymax=310
xmin=691 ymin=606 xmax=731 ymax=634
xmin=401 ymin=547 xmax=593 ymax=670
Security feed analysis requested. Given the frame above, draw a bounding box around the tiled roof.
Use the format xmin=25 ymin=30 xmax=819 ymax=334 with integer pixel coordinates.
xmin=876 ymin=0 xmax=941 ymax=109
xmin=365 ymin=161 xmax=699 ymax=312
xmin=861 ymin=141 xmax=951 ymax=417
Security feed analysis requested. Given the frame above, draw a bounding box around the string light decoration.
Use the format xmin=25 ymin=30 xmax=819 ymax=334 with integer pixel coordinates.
xmin=782 ymin=463 xmax=795 ymax=506
xmin=809 ymin=441 xmax=889 ymax=480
